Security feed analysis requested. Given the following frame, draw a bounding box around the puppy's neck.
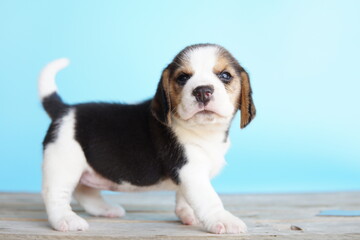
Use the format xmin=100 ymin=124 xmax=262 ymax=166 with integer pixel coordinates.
xmin=170 ymin=116 xmax=230 ymax=144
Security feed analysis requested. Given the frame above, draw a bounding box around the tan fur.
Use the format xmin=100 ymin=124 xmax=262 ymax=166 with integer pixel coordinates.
xmin=169 ymin=78 xmax=184 ymax=119
xmin=162 ymin=69 xmax=172 ymax=124
xmin=213 ymin=55 xmax=241 ymax=111
xmin=151 ymin=69 xmax=172 ymax=125
xmin=239 ymin=71 xmax=256 ymax=128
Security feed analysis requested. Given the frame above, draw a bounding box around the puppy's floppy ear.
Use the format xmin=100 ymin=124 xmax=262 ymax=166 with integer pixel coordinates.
xmin=151 ymin=68 xmax=172 ymax=125
xmin=239 ymin=70 xmax=256 ymax=128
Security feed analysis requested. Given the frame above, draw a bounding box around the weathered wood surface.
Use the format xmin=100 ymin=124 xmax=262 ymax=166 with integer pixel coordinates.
xmin=0 ymin=192 xmax=359 ymax=239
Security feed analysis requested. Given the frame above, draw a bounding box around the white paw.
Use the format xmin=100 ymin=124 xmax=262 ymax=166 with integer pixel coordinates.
xmin=176 ymin=207 xmax=199 ymax=225
xmin=203 ymin=210 xmax=247 ymax=234
xmin=51 ymin=213 xmax=89 ymax=232
xmin=96 ymin=205 xmax=126 ymax=218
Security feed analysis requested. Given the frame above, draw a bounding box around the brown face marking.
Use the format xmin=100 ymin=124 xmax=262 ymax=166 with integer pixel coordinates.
xmin=214 ymin=53 xmax=242 ymax=111
xmin=163 ymin=48 xmax=196 ymax=119
xmin=168 ymin=78 xmax=183 ymax=119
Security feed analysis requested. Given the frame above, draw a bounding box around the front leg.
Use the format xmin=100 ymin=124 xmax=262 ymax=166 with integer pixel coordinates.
xmin=178 ymin=147 xmax=247 ymax=234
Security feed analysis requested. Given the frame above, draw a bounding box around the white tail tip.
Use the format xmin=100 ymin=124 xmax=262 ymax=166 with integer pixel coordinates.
xmin=38 ymin=58 xmax=70 ymax=99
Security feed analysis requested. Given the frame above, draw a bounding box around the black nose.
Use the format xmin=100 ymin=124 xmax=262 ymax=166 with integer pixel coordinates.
xmin=192 ymin=85 xmax=214 ymax=105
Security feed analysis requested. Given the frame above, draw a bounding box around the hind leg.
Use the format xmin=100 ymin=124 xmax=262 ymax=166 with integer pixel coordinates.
xmin=42 ymin=143 xmax=89 ymax=231
xmin=74 ymin=184 xmax=125 ymax=218
xmin=42 ymin=110 xmax=89 ymax=231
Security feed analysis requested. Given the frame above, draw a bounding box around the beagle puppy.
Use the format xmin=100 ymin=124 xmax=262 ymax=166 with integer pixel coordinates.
xmin=39 ymin=44 xmax=256 ymax=234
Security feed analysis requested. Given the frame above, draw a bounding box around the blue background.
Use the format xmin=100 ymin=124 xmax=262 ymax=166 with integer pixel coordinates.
xmin=0 ymin=0 xmax=359 ymax=193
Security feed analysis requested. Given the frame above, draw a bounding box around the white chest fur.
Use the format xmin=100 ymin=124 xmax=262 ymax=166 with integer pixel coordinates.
xmin=171 ymin=119 xmax=230 ymax=178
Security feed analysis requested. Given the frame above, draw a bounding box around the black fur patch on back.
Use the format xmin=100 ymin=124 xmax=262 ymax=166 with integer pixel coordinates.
xmin=74 ymin=100 xmax=187 ymax=186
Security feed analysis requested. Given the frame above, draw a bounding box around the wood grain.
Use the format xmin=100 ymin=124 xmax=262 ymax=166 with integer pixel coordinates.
xmin=0 ymin=192 xmax=359 ymax=239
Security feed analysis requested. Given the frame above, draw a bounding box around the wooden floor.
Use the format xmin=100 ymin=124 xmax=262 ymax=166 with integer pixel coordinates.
xmin=0 ymin=192 xmax=359 ymax=240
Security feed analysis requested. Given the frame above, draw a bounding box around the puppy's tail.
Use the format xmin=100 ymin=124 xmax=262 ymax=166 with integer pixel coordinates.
xmin=38 ymin=58 xmax=70 ymax=120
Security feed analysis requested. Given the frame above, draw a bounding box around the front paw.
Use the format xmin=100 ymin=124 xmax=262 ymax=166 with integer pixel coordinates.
xmin=203 ymin=210 xmax=247 ymax=234
xmin=50 ymin=212 xmax=89 ymax=232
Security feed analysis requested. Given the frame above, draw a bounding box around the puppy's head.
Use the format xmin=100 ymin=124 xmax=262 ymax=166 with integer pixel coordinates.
xmin=152 ymin=44 xmax=255 ymax=128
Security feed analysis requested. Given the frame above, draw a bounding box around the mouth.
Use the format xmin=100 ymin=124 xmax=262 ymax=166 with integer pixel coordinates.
xmin=192 ymin=107 xmax=224 ymax=120
xmin=179 ymin=103 xmax=230 ymax=121
xmin=196 ymin=110 xmax=216 ymax=115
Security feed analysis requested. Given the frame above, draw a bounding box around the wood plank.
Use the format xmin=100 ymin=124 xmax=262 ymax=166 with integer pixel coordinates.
xmin=0 ymin=192 xmax=359 ymax=239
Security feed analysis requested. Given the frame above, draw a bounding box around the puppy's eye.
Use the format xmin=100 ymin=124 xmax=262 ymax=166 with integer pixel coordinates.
xmin=218 ymin=71 xmax=232 ymax=83
xmin=176 ymin=73 xmax=191 ymax=85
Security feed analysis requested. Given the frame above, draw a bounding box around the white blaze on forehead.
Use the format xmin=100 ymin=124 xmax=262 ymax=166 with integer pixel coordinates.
xmin=187 ymin=46 xmax=219 ymax=75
